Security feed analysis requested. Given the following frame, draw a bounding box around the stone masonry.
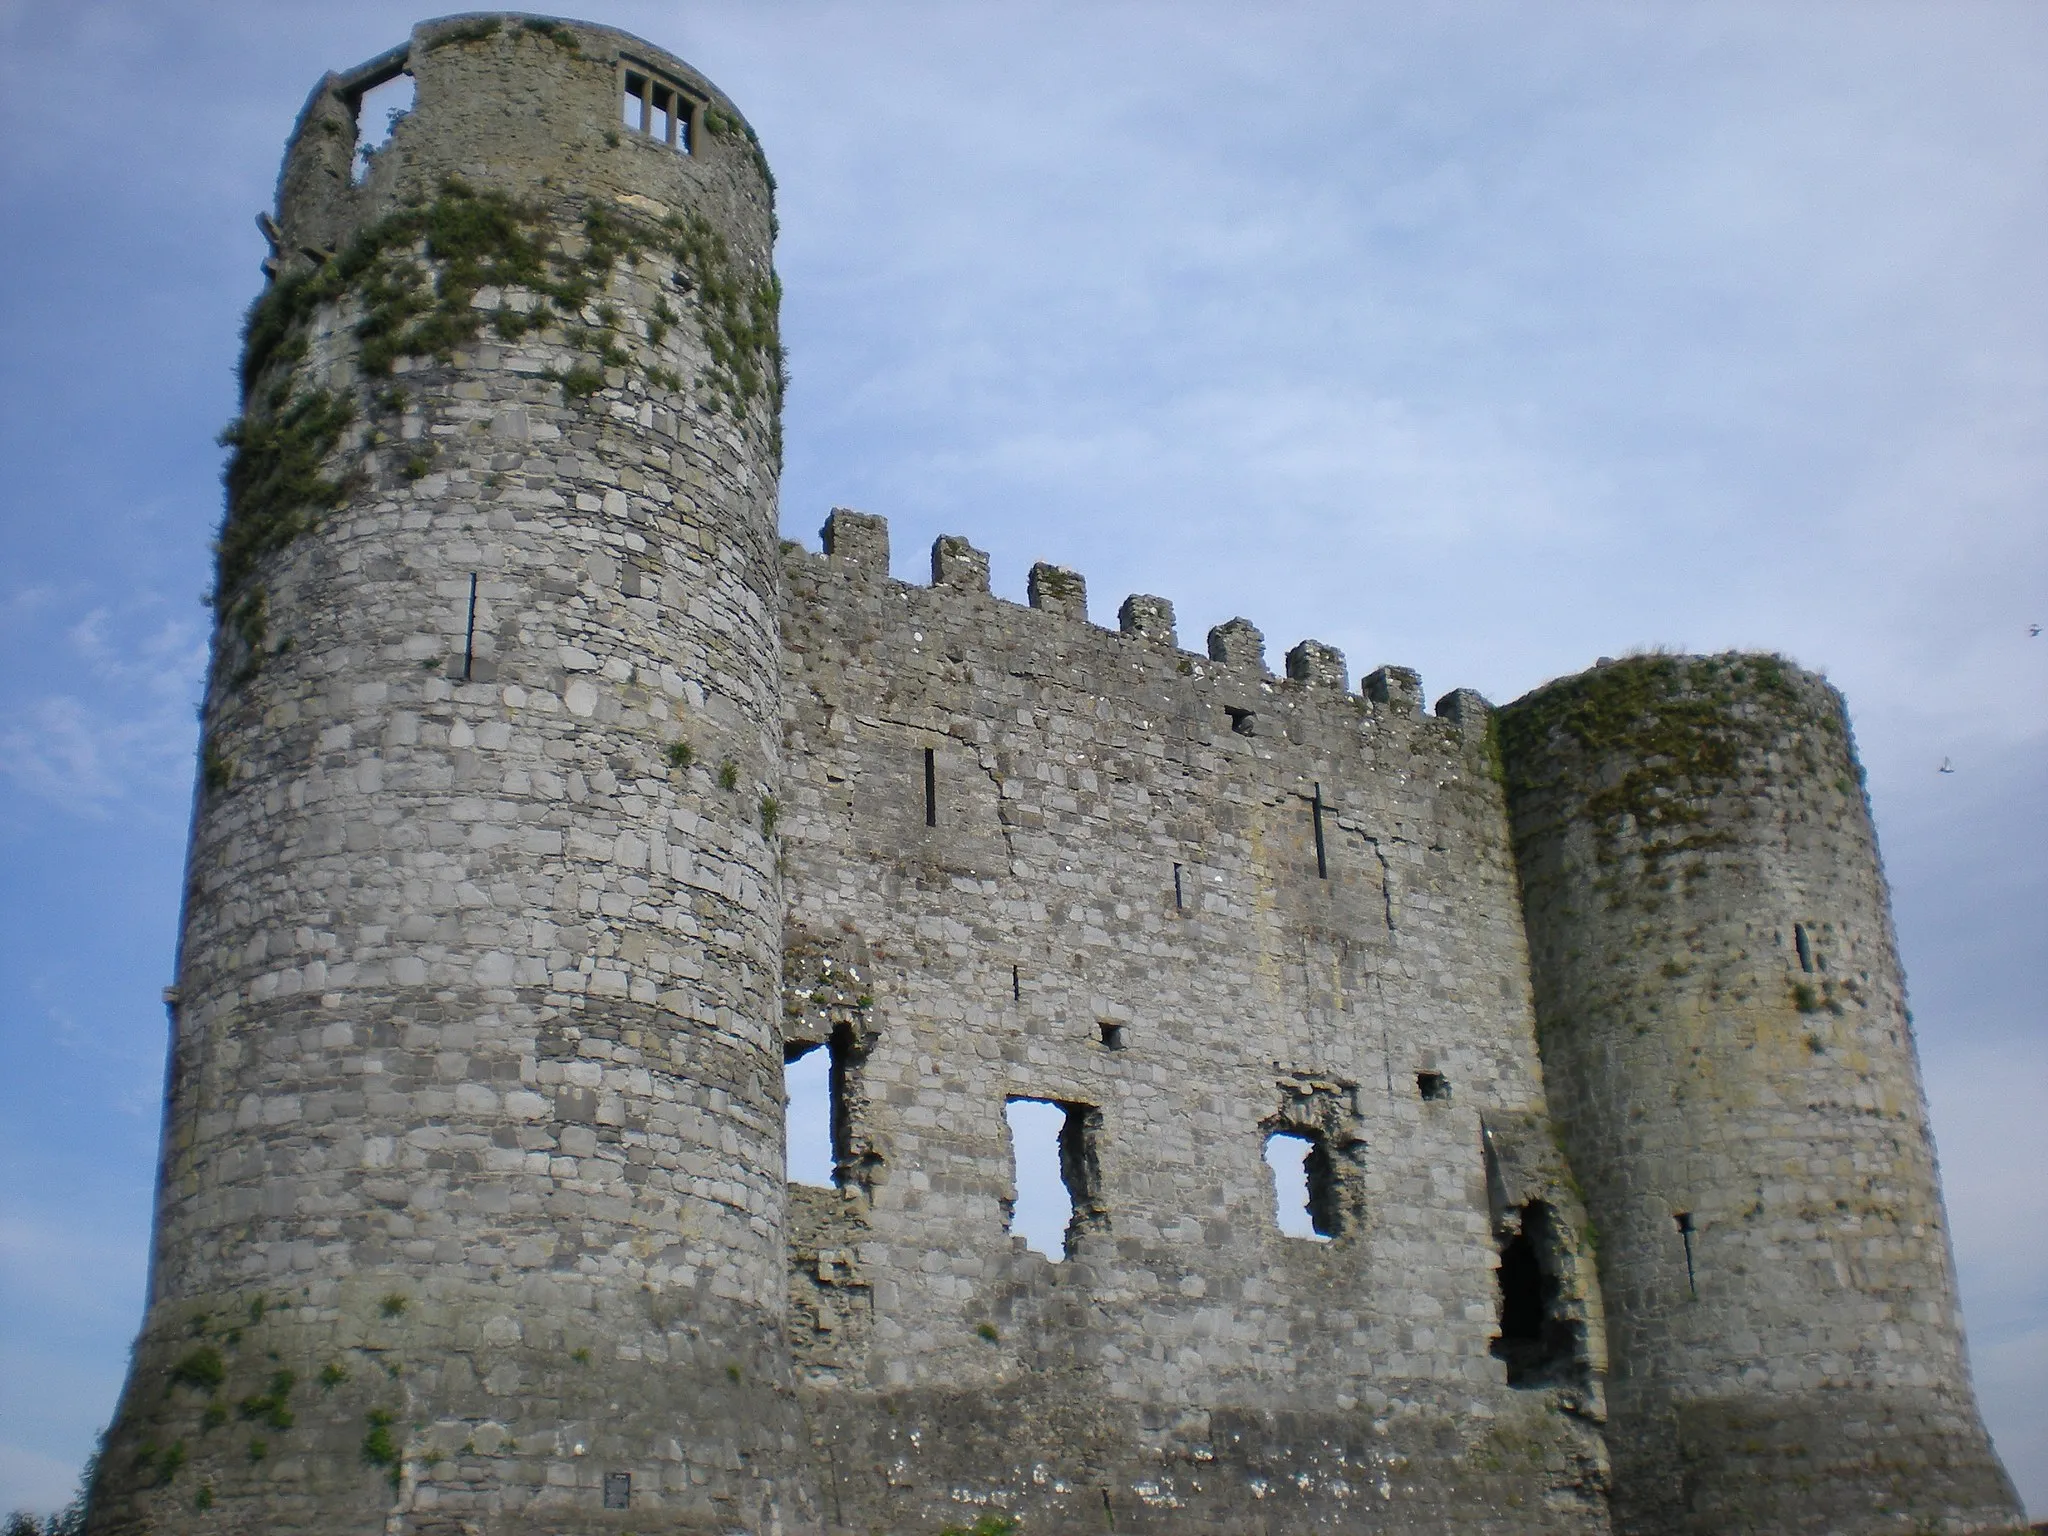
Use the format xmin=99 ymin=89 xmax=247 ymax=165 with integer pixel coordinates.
xmin=84 ymin=15 xmax=2021 ymax=1536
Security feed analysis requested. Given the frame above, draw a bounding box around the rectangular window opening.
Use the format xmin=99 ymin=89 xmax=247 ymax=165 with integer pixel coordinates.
xmin=1264 ymin=1130 xmax=1337 ymax=1241
xmin=350 ymin=70 xmax=416 ymax=186
xmin=621 ymin=59 xmax=696 ymax=154
xmin=1172 ymin=862 xmax=1184 ymax=910
xmin=1417 ymin=1070 xmax=1449 ymax=1102
xmin=1011 ymin=964 xmax=1021 ymax=1001
xmin=785 ymin=1038 xmax=848 ymax=1189
xmin=1004 ymin=1097 xmax=1103 ymax=1261
xmin=1311 ymin=782 xmax=1328 ymax=879
xmin=1225 ymin=705 xmax=1256 ymax=737
xmin=1793 ymin=923 xmax=1814 ymax=973
xmin=603 ymin=1471 xmax=631 ymax=1510
xmin=923 ymin=747 xmax=937 ymax=827
xmin=1098 ymin=1022 xmax=1125 ymax=1051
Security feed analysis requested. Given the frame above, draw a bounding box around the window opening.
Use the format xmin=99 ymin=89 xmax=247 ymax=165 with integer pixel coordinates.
xmin=351 ymin=71 xmax=416 ymax=185
xmin=1225 ymin=706 xmax=1256 ymax=737
xmin=1173 ymin=862 xmax=1184 ymax=910
xmin=603 ymin=1472 xmax=631 ymax=1510
xmin=1004 ymin=1097 xmax=1103 ymax=1260
xmin=1264 ymin=1130 xmax=1337 ymax=1241
xmin=1492 ymin=1201 xmax=1580 ymax=1387
xmin=1098 ymin=1022 xmax=1124 ymax=1051
xmin=1675 ymin=1211 xmax=1698 ymax=1297
xmin=784 ymin=1042 xmax=835 ymax=1187
xmin=621 ymin=61 xmax=694 ymax=152
xmin=461 ymin=572 xmax=479 ymax=681
xmin=1311 ymin=782 xmax=1328 ymax=879
xmin=1416 ymin=1070 xmax=1449 ymax=1102
xmin=1793 ymin=923 xmax=1814 ymax=973
xmin=1011 ymin=964 xmax=1021 ymax=1001
xmin=923 ymin=747 xmax=937 ymax=827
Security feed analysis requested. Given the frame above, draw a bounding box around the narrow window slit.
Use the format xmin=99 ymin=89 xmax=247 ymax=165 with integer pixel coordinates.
xmin=1004 ymin=1097 xmax=1104 ymax=1260
xmin=1011 ymin=964 xmax=1021 ymax=1001
xmin=1675 ymin=1211 xmax=1698 ymax=1296
xmin=923 ymin=747 xmax=937 ymax=827
xmin=1311 ymin=782 xmax=1328 ymax=879
xmin=1794 ymin=923 xmax=1814 ymax=973
xmin=1173 ymin=862 xmax=1184 ymax=910
xmin=461 ymin=572 xmax=478 ymax=680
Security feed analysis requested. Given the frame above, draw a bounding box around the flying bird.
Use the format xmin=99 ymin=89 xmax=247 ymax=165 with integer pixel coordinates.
xmin=1938 ymin=758 xmax=1956 ymax=774
xmin=2030 ymin=623 xmax=2041 ymax=637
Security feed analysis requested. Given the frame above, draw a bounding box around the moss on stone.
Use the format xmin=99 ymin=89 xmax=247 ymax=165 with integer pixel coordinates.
xmin=1498 ymin=653 xmax=1807 ymax=862
xmin=215 ymin=180 xmax=784 ymax=687
xmin=167 ymin=1346 xmax=226 ymax=1393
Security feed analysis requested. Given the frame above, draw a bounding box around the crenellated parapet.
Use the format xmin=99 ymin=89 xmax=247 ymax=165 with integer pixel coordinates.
xmin=799 ymin=508 xmax=1496 ymax=766
xmin=775 ymin=505 xmax=1609 ymax=1536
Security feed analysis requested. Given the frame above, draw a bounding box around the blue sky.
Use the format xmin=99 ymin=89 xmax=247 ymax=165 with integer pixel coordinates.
xmin=1 ymin=0 xmax=2042 ymax=1517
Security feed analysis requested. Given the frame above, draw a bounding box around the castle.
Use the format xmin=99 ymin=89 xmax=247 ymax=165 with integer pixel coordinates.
xmin=85 ymin=16 xmax=2023 ymax=1535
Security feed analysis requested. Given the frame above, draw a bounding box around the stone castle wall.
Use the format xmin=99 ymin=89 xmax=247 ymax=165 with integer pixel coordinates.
xmin=83 ymin=15 xmax=2022 ymax=1536
xmin=1497 ymin=656 xmax=2021 ymax=1534
xmin=774 ymin=512 xmax=1609 ymax=1532
xmin=88 ymin=17 xmax=814 ymax=1536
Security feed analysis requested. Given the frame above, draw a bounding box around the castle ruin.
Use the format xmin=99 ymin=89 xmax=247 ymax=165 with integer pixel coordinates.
xmin=85 ymin=16 xmax=2022 ymax=1535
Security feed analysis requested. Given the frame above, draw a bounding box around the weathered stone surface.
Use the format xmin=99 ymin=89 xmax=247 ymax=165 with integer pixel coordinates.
xmin=777 ymin=538 xmax=1608 ymax=1533
xmin=1497 ymin=655 xmax=2021 ymax=1535
xmin=89 ymin=17 xmax=2020 ymax=1536
xmin=89 ymin=17 xmax=810 ymax=1536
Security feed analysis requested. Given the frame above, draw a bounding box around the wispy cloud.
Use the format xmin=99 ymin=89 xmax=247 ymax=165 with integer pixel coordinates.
xmin=0 ymin=592 xmax=205 ymax=822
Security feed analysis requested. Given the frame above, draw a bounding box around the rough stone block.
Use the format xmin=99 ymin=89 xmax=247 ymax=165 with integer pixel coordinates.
xmin=1027 ymin=561 xmax=1087 ymax=620
xmin=1365 ymin=664 xmax=1423 ymax=715
xmin=1207 ymin=616 xmax=1265 ymax=671
xmin=822 ymin=507 xmax=889 ymax=574
xmin=1434 ymin=687 xmax=1491 ymax=739
xmin=931 ymin=535 xmax=989 ymax=592
xmin=1286 ymin=639 xmax=1347 ymax=691
xmin=1117 ymin=594 xmax=1177 ymax=645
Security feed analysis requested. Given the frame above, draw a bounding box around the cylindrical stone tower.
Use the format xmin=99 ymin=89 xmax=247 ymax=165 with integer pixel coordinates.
xmin=1498 ymin=653 xmax=2020 ymax=1535
xmin=90 ymin=17 xmax=811 ymax=1534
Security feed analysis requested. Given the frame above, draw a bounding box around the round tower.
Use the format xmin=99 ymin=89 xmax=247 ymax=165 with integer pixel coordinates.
xmin=1498 ymin=654 xmax=2020 ymax=1535
xmin=90 ymin=17 xmax=811 ymax=1534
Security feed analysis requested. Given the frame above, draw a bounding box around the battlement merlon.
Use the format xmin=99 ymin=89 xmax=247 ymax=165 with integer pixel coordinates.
xmin=782 ymin=511 xmax=1511 ymax=760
